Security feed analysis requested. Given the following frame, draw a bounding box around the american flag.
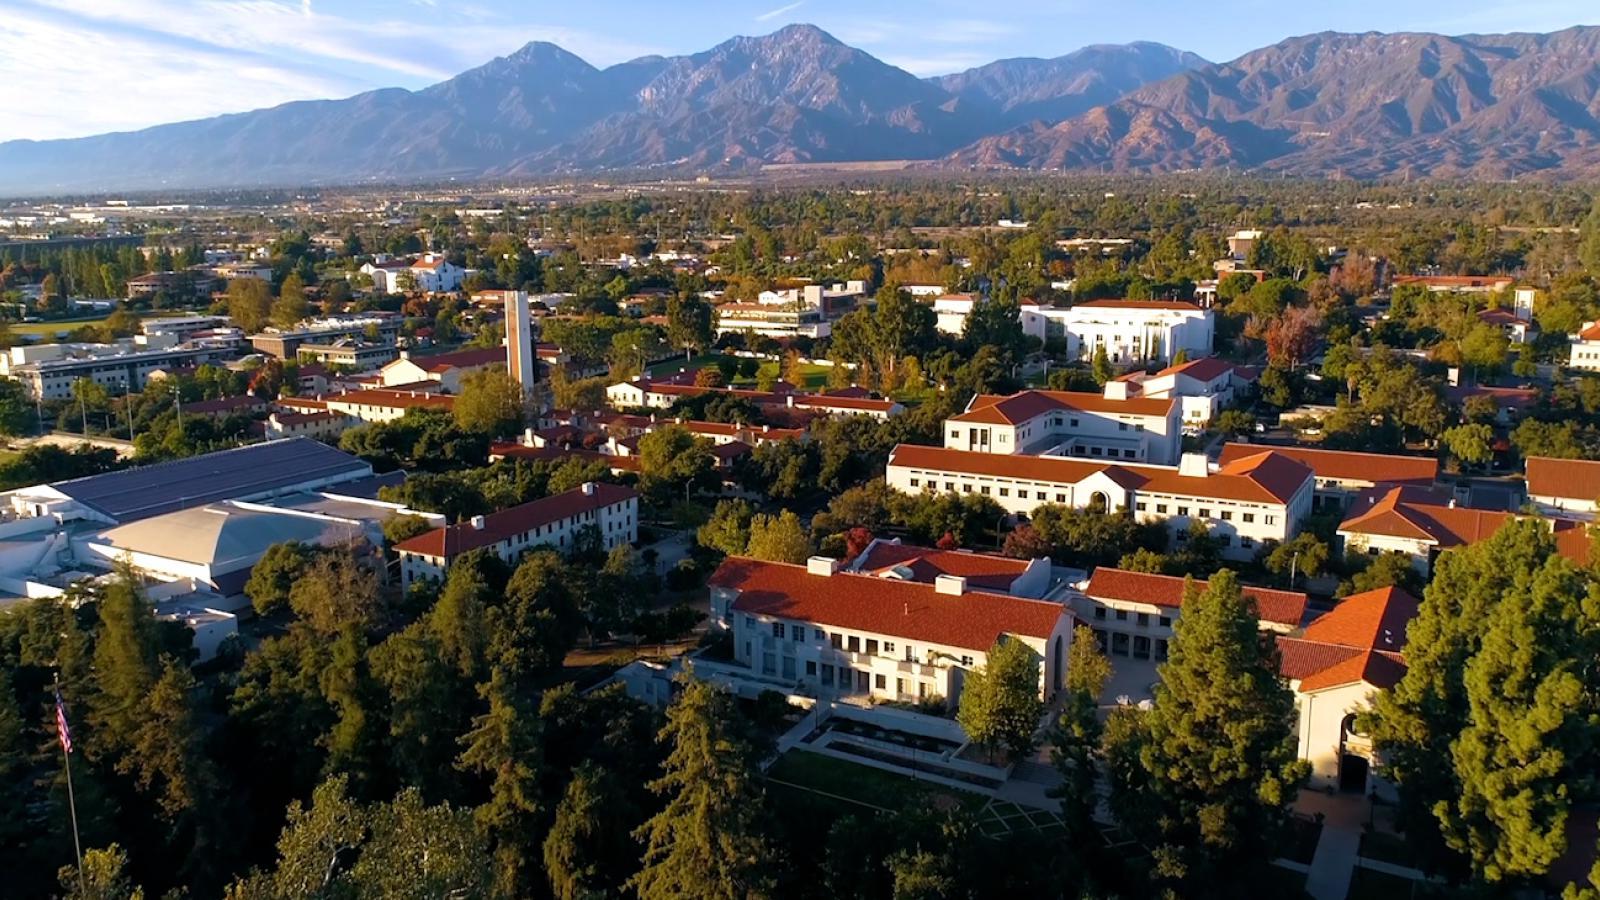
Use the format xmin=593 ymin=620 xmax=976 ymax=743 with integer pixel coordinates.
xmin=54 ymin=687 xmax=72 ymax=754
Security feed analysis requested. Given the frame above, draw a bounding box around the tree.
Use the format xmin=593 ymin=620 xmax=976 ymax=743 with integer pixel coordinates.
xmin=58 ymin=844 xmax=143 ymax=900
xmin=457 ymin=667 xmax=545 ymax=897
xmin=245 ymin=541 xmax=313 ymax=616
xmin=697 ymin=499 xmax=755 ymax=556
xmin=1442 ymin=423 xmax=1494 ymax=468
xmin=636 ymin=425 xmax=715 ymax=506
xmin=226 ymin=278 xmax=272 ymax=333
xmin=289 ymin=549 xmax=383 ymax=635
xmin=955 ymin=637 xmax=1043 ymax=762
xmin=1103 ymin=571 xmax=1308 ymax=895
xmin=744 ymin=510 xmax=812 ymax=564
xmin=665 ymin=294 xmax=715 ymax=356
xmin=544 ymin=761 xmax=638 ymax=900
xmin=1050 ymin=625 xmax=1111 ymax=836
xmin=0 ymin=377 xmax=34 ymax=436
xmin=1091 ymin=345 xmax=1113 ymax=386
xmin=1367 ymin=520 xmax=1599 ymax=882
xmin=1263 ymin=532 xmax=1327 ymax=586
xmin=271 ymin=272 xmax=308 ymax=329
xmin=453 ymin=368 xmax=523 ymax=437
xmin=630 ymin=677 xmax=779 ymax=900
xmin=1213 ymin=409 xmax=1256 ymax=437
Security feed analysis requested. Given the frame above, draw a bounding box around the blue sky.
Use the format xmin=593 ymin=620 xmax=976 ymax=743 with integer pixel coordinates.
xmin=4 ymin=0 xmax=1597 ymax=142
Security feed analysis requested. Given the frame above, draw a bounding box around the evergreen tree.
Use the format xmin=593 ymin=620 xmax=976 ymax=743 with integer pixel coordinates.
xmin=1367 ymin=519 xmax=1559 ymax=872
xmin=457 ymin=666 xmax=544 ymax=897
xmin=87 ymin=574 xmax=162 ymax=765
xmin=1050 ymin=625 xmax=1111 ymax=836
xmin=1091 ymin=344 xmax=1113 ymax=386
xmin=1103 ymin=571 xmax=1307 ymax=896
xmin=543 ymin=761 xmax=638 ymax=900
xmin=368 ymin=623 xmax=466 ymax=802
xmin=58 ymin=843 xmax=143 ymax=900
xmin=318 ymin=628 xmax=383 ymax=795
xmin=244 ymin=541 xmax=311 ymax=617
xmin=270 ymin=273 xmax=308 ymax=329
xmin=429 ymin=562 xmax=492 ymax=680
xmin=630 ymin=677 xmax=779 ymax=900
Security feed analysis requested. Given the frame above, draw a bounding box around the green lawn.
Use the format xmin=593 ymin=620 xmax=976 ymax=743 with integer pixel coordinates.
xmin=8 ymin=315 xmax=114 ymax=335
xmin=766 ymin=750 xmax=980 ymax=814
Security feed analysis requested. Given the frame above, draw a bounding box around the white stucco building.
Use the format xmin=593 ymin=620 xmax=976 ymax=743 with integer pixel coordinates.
xmin=943 ymin=388 xmax=1182 ymax=465
xmin=708 ymin=555 xmax=1074 ymax=707
xmin=362 ymin=253 xmax=465 ymax=294
xmin=886 ymin=445 xmax=1314 ymax=561
xmin=1078 ymin=567 xmax=1306 ymax=663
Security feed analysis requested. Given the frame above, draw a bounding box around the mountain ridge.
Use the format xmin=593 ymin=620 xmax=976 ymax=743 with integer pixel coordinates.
xmin=3 ymin=23 xmax=1599 ymax=192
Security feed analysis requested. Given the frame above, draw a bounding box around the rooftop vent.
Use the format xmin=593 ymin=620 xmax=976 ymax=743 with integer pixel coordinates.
xmin=806 ymin=556 xmax=840 ymax=577
xmin=935 ymin=574 xmax=968 ymax=596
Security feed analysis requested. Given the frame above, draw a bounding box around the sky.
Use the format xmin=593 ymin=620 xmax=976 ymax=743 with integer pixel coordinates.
xmin=4 ymin=0 xmax=1598 ymax=143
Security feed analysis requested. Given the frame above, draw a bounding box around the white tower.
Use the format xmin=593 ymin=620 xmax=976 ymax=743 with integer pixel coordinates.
xmin=504 ymin=291 xmax=537 ymax=394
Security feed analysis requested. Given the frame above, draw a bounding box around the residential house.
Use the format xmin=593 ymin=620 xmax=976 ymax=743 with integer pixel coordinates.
xmin=708 ymin=555 xmax=1074 ymax=706
xmin=1570 ymin=321 xmax=1600 ymax=372
xmin=361 ymin=253 xmax=465 ymax=294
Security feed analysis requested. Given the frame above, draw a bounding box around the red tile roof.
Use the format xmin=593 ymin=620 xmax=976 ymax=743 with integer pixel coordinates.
xmin=1276 ymin=640 xmax=1408 ymax=691
xmin=1217 ymin=443 xmax=1438 ymax=488
xmin=1072 ymin=299 xmax=1205 ymax=311
xmin=1302 ymin=587 xmax=1418 ymax=653
xmin=951 ymin=389 xmax=1174 ymax=425
xmin=1526 ymin=456 xmax=1600 ymax=503
xmin=393 ymin=483 xmax=636 ymax=558
xmin=405 ymin=346 xmax=506 ymax=373
xmin=709 ymin=557 xmax=1065 ymax=652
xmin=1339 ymin=484 xmax=1591 ymax=560
xmin=1579 ymin=322 xmax=1600 ymax=341
xmin=854 ymin=542 xmax=1032 ymax=593
xmin=887 ymin=444 xmax=1311 ymax=506
xmin=1154 ymin=356 xmax=1243 ymax=381
xmin=488 ymin=442 xmax=641 ymax=472
xmin=1083 ymin=567 xmax=1307 ymax=627
xmin=326 ymin=388 xmax=455 ymax=412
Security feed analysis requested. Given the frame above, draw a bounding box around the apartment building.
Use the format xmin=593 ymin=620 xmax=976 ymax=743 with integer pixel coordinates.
xmin=1217 ymin=443 xmax=1438 ymax=512
xmin=322 ymin=388 xmax=455 ymax=425
xmin=1031 ymin=300 xmax=1214 ymax=364
xmin=1078 ymin=567 xmax=1306 ymax=663
xmin=1114 ymin=357 xmax=1258 ymax=430
xmin=886 ymin=445 xmax=1314 ymax=560
xmin=394 ymin=482 xmax=638 ymax=588
xmin=943 ymin=388 xmax=1182 ymax=465
xmin=5 ymin=340 xmax=235 ymax=400
xmin=708 ymin=555 xmax=1074 ymax=706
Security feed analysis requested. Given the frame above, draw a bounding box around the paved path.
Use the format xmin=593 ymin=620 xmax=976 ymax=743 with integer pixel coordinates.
xmin=1297 ymin=792 xmax=1368 ymax=900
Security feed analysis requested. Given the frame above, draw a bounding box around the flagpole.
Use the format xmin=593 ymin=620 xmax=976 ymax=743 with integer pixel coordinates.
xmin=55 ymin=674 xmax=85 ymax=895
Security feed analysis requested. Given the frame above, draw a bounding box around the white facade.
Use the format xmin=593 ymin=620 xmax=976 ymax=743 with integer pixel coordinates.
xmin=944 ymin=389 xmax=1183 ymax=466
xmin=362 ymin=253 xmax=465 ymax=294
xmin=1031 ymin=301 xmax=1214 ymax=364
xmin=886 ymin=446 xmax=1313 ymax=561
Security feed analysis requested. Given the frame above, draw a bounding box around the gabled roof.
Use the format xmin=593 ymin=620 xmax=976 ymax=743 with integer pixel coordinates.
xmin=1276 ymin=639 xmax=1408 ymax=692
xmin=1339 ymin=484 xmax=1592 ymax=560
xmin=950 ymin=389 xmax=1175 ymax=425
xmin=1526 ymin=456 xmax=1600 ymax=503
xmin=1083 ymin=567 xmax=1307 ymax=627
xmin=1217 ymin=443 xmax=1438 ymax=488
xmin=325 ymin=388 xmax=455 ymax=412
xmin=1153 ymin=356 xmax=1243 ymax=381
xmin=1071 ymin=299 xmax=1204 ymax=311
xmin=1301 ymin=586 xmax=1418 ymax=653
xmin=854 ymin=541 xmax=1032 ymax=593
xmin=402 ymin=346 xmax=506 ymax=374
xmin=709 ymin=557 xmax=1065 ymax=652
xmin=392 ymin=483 xmax=637 ymax=558
xmin=886 ymin=444 xmax=1311 ymax=506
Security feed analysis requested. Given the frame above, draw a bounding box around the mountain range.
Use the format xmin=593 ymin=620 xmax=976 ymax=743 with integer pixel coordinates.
xmin=2 ymin=23 xmax=1599 ymax=193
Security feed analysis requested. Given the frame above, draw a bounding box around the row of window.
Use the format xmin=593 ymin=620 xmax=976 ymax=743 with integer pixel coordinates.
xmin=750 ymin=616 xmax=975 ymax=668
xmin=909 ymin=477 xmax=1069 ymax=503
xmin=1090 ymin=606 xmax=1173 ymax=629
xmin=1133 ymin=501 xmax=1275 ymax=526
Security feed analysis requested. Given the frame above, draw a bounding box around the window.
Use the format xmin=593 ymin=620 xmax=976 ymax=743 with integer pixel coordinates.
xmin=1156 ymin=503 xmax=1168 ymax=514
xmin=904 ymin=644 xmax=915 ymax=661
xmin=981 ymin=486 xmax=991 ymax=495
xmin=847 ymin=636 xmax=861 ymax=653
xmin=962 ymin=484 xmax=972 ymax=493
xmin=884 ymin=642 xmax=895 ymax=654
xmin=1221 ymin=511 xmax=1233 ymax=521
xmin=1241 ymin=537 xmax=1254 ymax=548
xmin=1158 ymin=616 xmax=1171 ymax=628
xmin=1136 ymin=612 xmax=1150 ymax=627
xmin=1266 ymin=515 xmax=1277 ymax=525
xmin=805 ymin=660 xmax=817 ymax=676
xmin=1037 ymin=491 xmax=1047 ymax=500
xmin=874 ymin=674 xmax=887 ymax=690
xmin=792 ymin=627 xmax=804 ymax=643
xmin=1135 ymin=502 xmax=1146 ymax=511
xmin=1243 ymin=513 xmax=1255 ymax=523
xmin=1177 ymin=506 xmax=1189 ymax=516
xmin=865 ymin=639 xmax=879 ymax=656
xmin=830 ymin=633 xmax=843 ymax=649
xmin=945 ymin=482 xmax=955 ymax=491
xmin=1198 ymin=508 xmax=1211 ymax=518
xmin=1070 ymin=418 xmax=1079 ymax=427
xmin=1118 ymin=422 xmax=1128 ymax=431
xmin=1056 ymin=493 xmax=1067 ymax=503
xmin=999 ymin=488 xmax=1010 ymax=497
xmin=815 ymin=629 xmax=826 ymax=641
xmin=910 ymin=478 xmax=920 ymax=487
xmin=772 ymin=622 xmax=785 ymax=639
xmin=960 ymin=655 xmax=974 ymax=666
xmin=1219 ymin=535 xmax=1232 ymax=546
xmin=1093 ymin=606 xmax=1106 ymax=620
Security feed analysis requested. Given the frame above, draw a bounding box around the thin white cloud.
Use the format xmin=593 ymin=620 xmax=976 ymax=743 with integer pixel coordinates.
xmin=756 ymin=1 xmax=805 ymax=22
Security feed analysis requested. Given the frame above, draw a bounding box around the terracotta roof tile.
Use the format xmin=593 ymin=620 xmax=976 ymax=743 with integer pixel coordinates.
xmin=1526 ymin=456 xmax=1600 ymax=503
xmin=1218 ymin=443 xmax=1437 ymax=487
xmin=393 ymin=483 xmax=636 ymax=558
xmin=855 ymin=542 xmax=1032 ymax=593
xmin=950 ymin=389 xmax=1174 ymax=425
xmin=1301 ymin=586 xmax=1418 ymax=652
xmin=1072 ymin=299 xmax=1205 ymax=311
xmin=1083 ymin=567 xmax=1307 ymax=627
xmin=710 ymin=557 xmax=1065 ymax=652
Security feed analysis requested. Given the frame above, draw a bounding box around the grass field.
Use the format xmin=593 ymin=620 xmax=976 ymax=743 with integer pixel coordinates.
xmin=7 ymin=315 xmax=115 ymax=335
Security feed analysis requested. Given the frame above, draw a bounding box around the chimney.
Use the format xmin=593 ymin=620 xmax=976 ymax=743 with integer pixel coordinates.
xmin=1102 ymin=380 xmax=1130 ymax=400
xmin=399 ymin=350 xmax=410 ymax=360
xmin=581 ymin=481 xmax=597 ymax=496
xmin=524 ymin=427 xmax=535 ymax=446
xmin=786 ymin=395 xmax=795 ymax=408
xmin=806 ymin=556 xmax=840 ymax=577
xmin=935 ymin=574 xmax=968 ymax=596
xmin=1178 ymin=452 xmax=1209 ymax=477
xmin=469 ymin=515 xmax=486 ymax=530
xmin=1446 ymin=366 xmax=1461 ymax=387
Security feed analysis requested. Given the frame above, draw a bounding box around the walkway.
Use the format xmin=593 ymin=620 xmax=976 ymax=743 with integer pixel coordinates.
xmin=1296 ymin=791 xmax=1368 ymax=900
